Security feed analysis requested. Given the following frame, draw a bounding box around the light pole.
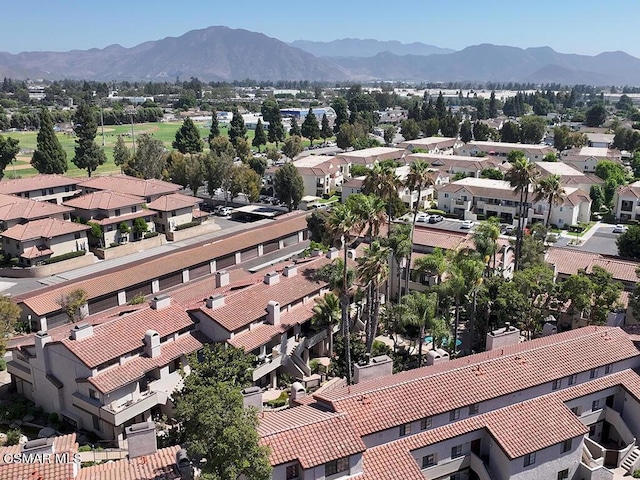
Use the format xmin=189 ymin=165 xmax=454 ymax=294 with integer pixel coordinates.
xmin=100 ymin=100 xmax=105 ymax=146
xmin=127 ymin=107 xmax=136 ymax=154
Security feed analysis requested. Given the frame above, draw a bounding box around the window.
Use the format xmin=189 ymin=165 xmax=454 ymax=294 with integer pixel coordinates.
xmin=570 ymin=406 xmax=580 ymax=415
xmin=552 ymin=379 xmax=561 ymax=390
xmin=92 ymin=415 xmax=103 ymax=432
xmin=49 ymin=188 xmax=54 ymax=195
xmin=589 ymin=425 xmax=596 ymax=437
xmin=420 ymin=417 xmax=432 ymax=430
xmin=449 ymin=409 xmax=460 ymax=421
xmin=568 ymin=374 xmax=577 ymax=385
xmin=115 ymin=209 xmax=121 ymax=216
xmin=605 ymin=364 xmax=612 ymax=374
xmin=422 ymin=454 xmax=435 ymax=468
xmin=158 ymin=212 xmax=163 ymax=219
xmin=523 ymin=452 xmax=536 ymax=467
xmin=286 ymin=463 xmax=300 ymax=480
xmin=444 ymin=193 xmax=449 ymax=198
xmin=592 ymin=399 xmax=600 ymax=411
xmin=89 ymin=389 xmax=98 ymax=400
xmin=325 ymin=457 xmax=349 ymax=476
xmin=132 ymin=205 xmax=137 ymax=213
xmin=41 ymin=189 xmax=47 ymax=196
xmin=107 ymin=225 xmax=113 ymax=232
xmin=557 ymin=469 xmax=569 ymax=480
xmin=169 ymin=358 xmax=181 ymax=374
xmin=171 ymin=210 xmax=177 ymax=216
xmin=561 ymin=439 xmax=572 ymax=453
xmin=590 ymin=368 xmax=597 ymax=379
xmin=74 ymin=232 xmax=81 ymax=240
xmin=469 ymin=403 xmax=479 ymax=415
xmin=65 ymin=186 xmax=70 ymax=192
xmin=451 ymin=445 xmax=463 ymax=459
xmin=399 ymin=423 xmax=412 ymax=436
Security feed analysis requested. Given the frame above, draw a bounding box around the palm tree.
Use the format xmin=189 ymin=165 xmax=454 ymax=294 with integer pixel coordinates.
xmin=384 ymin=223 xmax=412 ymax=302
xmin=312 ymin=293 xmax=341 ymax=357
xmin=326 ymin=203 xmax=363 ymax=385
xmin=400 ymin=291 xmax=437 ymax=367
xmin=348 ymin=194 xmax=387 ymax=241
xmin=357 ymin=240 xmax=390 ymax=356
xmin=534 ymin=174 xmax=565 ymax=227
xmin=506 ymin=153 xmax=539 ymax=270
xmin=414 ymin=247 xmax=447 ymax=286
xmin=472 ymin=218 xmax=501 ymax=275
xmin=362 ymin=163 xmax=401 ymax=236
xmin=404 ymin=159 xmax=434 ymax=295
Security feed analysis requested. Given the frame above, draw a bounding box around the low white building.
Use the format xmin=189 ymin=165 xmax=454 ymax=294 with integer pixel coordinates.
xmin=561 ymin=147 xmax=623 ymax=173
xmin=457 ymin=141 xmax=555 ymax=161
xmin=614 ymin=184 xmax=640 ymax=222
xmin=398 ymin=137 xmax=463 ymax=154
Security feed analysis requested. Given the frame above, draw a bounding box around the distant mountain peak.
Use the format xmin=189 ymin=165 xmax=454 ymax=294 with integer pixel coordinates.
xmin=288 ymin=38 xmax=454 ymax=58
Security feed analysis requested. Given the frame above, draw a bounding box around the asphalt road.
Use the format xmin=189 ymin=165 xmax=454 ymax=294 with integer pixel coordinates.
xmin=578 ymin=225 xmax=622 ymax=256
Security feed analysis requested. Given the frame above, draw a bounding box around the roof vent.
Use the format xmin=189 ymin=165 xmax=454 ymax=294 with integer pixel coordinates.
xmin=283 ymin=265 xmax=297 ymax=278
xmin=22 ymin=437 xmax=54 ymax=455
xmin=326 ymin=247 xmax=339 ymax=260
xmin=70 ymin=323 xmax=93 ymax=341
xmin=150 ymin=294 xmax=171 ymax=310
xmin=266 ymin=301 xmax=280 ymax=325
xmin=143 ymin=330 xmax=161 ymax=358
xmin=215 ymin=270 xmax=230 ymax=288
xmin=312 ymin=248 xmax=323 ymax=257
xmin=206 ymin=294 xmax=225 ymax=309
xmin=264 ymin=271 xmax=280 ymax=286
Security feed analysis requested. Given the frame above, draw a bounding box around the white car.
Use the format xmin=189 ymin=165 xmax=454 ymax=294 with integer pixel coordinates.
xmin=461 ymin=220 xmax=474 ymax=229
xmin=416 ymin=213 xmax=430 ymax=223
xmin=613 ymin=224 xmax=628 ymax=234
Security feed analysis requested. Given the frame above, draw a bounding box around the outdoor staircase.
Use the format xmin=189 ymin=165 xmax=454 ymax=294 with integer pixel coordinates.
xmin=621 ymin=446 xmax=640 ymax=473
xmin=288 ymin=340 xmax=311 ymax=377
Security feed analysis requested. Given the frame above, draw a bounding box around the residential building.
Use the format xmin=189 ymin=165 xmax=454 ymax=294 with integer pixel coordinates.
xmin=1 ymin=218 xmax=89 ymax=266
xmin=280 ymin=107 xmax=336 ymax=122
xmin=0 ymin=434 xmax=80 ymax=480
xmin=260 ymin=326 xmax=640 ymax=480
xmin=407 ymin=153 xmax=507 ymax=179
xmin=0 ymin=193 xmax=72 ymax=230
xmin=78 ymin=174 xmax=182 ymax=203
xmin=290 ymin=155 xmax=348 ymax=197
xmin=534 ymin=161 xmax=604 ymax=193
xmin=398 ymin=137 xmax=463 ymax=153
xmin=586 ymin=133 xmax=614 ymax=149
xmin=341 ymin=176 xmax=365 ymax=203
xmin=64 ymin=191 xmax=155 ymax=245
xmin=147 ymin=193 xmax=205 ymax=234
xmin=336 ymin=147 xmax=406 ymax=167
xmin=561 ymin=147 xmax=623 ymax=173
xmin=437 ymin=177 xmax=591 ymax=227
xmin=0 ymin=174 xmax=81 ymax=204
xmin=614 ymin=185 xmax=640 ymax=222
xmin=456 ymin=141 xmax=555 ymax=161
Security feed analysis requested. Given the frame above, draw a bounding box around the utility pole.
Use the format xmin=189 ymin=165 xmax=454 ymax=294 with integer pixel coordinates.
xmin=128 ymin=107 xmax=136 ymax=154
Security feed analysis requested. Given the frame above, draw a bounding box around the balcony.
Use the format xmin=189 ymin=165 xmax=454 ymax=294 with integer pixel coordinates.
xmin=7 ymin=360 xmax=32 ymax=382
xmin=422 ymin=453 xmax=495 ymax=480
xmin=72 ymin=392 xmax=103 ymax=417
xmin=101 ymin=390 xmax=167 ymax=426
xmin=454 ymin=199 xmax=472 ymax=209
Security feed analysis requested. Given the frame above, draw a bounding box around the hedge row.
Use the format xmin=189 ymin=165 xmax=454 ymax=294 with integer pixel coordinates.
xmin=175 ymin=221 xmax=201 ymax=231
xmin=43 ymin=250 xmax=86 ymax=264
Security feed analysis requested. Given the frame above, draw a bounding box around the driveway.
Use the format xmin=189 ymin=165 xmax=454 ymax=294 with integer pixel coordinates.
xmin=577 ymin=224 xmax=622 ymax=256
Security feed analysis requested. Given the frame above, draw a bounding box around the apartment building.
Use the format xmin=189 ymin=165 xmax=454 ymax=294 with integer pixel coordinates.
xmin=534 ymin=161 xmax=604 ymax=193
xmin=561 ymin=147 xmax=623 ymax=173
xmin=0 ymin=174 xmax=81 ymax=204
xmin=437 ymin=177 xmax=591 ymax=227
xmin=0 ymin=193 xmax=72 ymax=229
xmin=260 ymin=326 xmax=640 ymax=480
xmin=456 ymin=141 xmax=555 ymax=161
xmin=614 ymin=184 xmax=640 ymax=222
xmin=398 ymin=136 xmax=463 ymax=153
xmin=292 ymin=155 xmax=348 ymax=197
xmin=336 ymin=146 xmax=406 ymax=166
xmin=78 ymin=174 xmax=182 ymax=203
xmin=146 ymin=192 xmax=204 ymax=233
xmin=407 ymin=153 xmax=507 ymax=179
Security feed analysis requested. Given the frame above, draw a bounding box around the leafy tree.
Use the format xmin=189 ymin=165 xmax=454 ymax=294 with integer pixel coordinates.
xmin=500 ymin=121 xmax=520 ymax=143
xmin=631 ymin=151 xmax=640 ymax=178
xmin=312 ymin=293 xmax=341 ymax=356
xmin=113 ymin=135 xmax=130 ymax=170
xmin=57 ymin=289 xmax=88 ymax=323
xmin=331 ymin=97 xmax=349 ymax=133
xmin=480 ymin=168 xmax=504 ymax=180
xmin=384 ymin=223 xmax=412 ymax=302
xmin=543 ymin=152 xmax=558 ymax=162
xmin=209 ymin=136 xmax=236 ymax=158
xmin=400 ymin=119 xmax=420 ymax=141
xmin=421 ymin=118 xmax=440 ymax=137
xmin=282 ymin=135 xmax=303 ymax=160
xmin=0 ymin=134 xmax=20 ymax=179
xmin=123 ymin=133 xmax=166 ymax=179
xmin=268 ymin=115 xmax=285 ymax=147
xmin=383 ymin=125 xmax=396 ymax=146
xmin=459 ymin=120 xmax=473 ymax=143
xmin=400 ymin=291 xmax=437 ymax=366
xmin=229 ymin=164 xmax=261 ymax=202
xmin=133 ymin=217 xmax=148 ymax=235
xmin=208 ymin=109 xmax=220 ymax=141
xmin=289 ymin=117 xmax=301 ymax=137
xmin=519 ymin=116 xmax=547 ymax=144
xmin=0 ymin=296 xmax=20 ymax=356
xmin=228 ymin=108 xmax=247 ymax=146
xmin=604 ymin=178 xmax=618 ymax=208
xmin=439 ymin=112 xmax=459 ymax=138
xmin=204 ymin=152 xmax=235 ymax=203
xmin=31 ymin=108 xmax=67 ymax=174
xmin=234 ymin=137 xmax=252 ymax=162
xmin=589 ymin=266 xmax=623 ymax=325
xmin=331 ymin=334 xmax=366 ymax=379
xmin=585 ymin=103 xmax=607 ymax=127
xmin=362 ymin=162 xmax=401 ymax=235
xmin=617 ymin=225 xmax=640 ymax=259
xmin=488 ymin=91 xmax=498 ymax=118
xmin=172 ymin=117 xmax=203 ymax=155
xmin=301 ymin=108 xmax=320 ymax=146
xmin=72 ymin=103 xmax=106 ymax=177
xmin=252 ymin=119 xmax=267 ymax=152
xmin=185 ymin=154 xmax=205 ymax=195
xmin=273 ymin=162 xmax=303 ymax=211
xmin=320 ymin=113 xmax=332 ymax=140
xmin=307 ymin=209 xmax=332 ymax=245
xmin=248 ymin=156 xmax=267 ymax=176
xmin=594 ymin=160 xmax=626 ymax=184
xmin=473 ymin=217 xmax=501 ymax=273
xmin=589 ymin=185 xmax=604 ymax=212
xmin=336 ymin=122 xmax=369 ymax=150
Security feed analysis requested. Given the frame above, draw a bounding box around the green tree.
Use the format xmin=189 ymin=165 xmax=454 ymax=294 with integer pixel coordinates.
xmin=234 ymin=137 xmax=251 ymax=162
xmin=185 ymin=154 xmax=205 ymax=195
xmin=267 ymin=114 xmax=285 ymax=147
xmin=289 ymin=117 xmax=301 ymax=137
xmin=248 ymin=156 xmax=267 ymax=176
xmin=473 ymin=217 xmax=501 ymax=273
xmin=331 ymin=97 xmax=349 ymax=133
xmin=252 ymin=119 xmax=267 ymax=152
xmin=480 ymin=168 xmax=504 ymax=180
xmin=0 ymin=296 xmax=20 ymax=357
xmin=590 ymin=185 xmax=604 ymax=212
xmin=533 ymin=174 xmax=565 ymax=227
xmin=113 ymin=135 xmax=130 ymax=170
xmin=0 ymin=134 xmax=20 ymax=179
xmin=585 ymin=103 xmax=607 ymax=127
xmin=459 ymin=120 xmax=473 ymax=143
xmin=273 ymin=162 xmax=303 ymax=211
xmin=172 ymin=117 xmax=203 ymax=155
xmin=519 ymin=116 xmax=547 ymax=144
xmin=488 ymin=91 xmax=498 ymax=118
xmin=362 ymin=162 xmax=401 ymax=236
xmin=631 ymin=152 xmax=640 ymax=178
xmin=589 ymin=266 xmax=623 ymax=325
xmin=500 ymin=121 xmax=520 ymax=143
xmin=31 ymin=108 xmax=67 ymax=174
xmin=57 ymin=288 xmax=88 ymax=323
xmin=73 ymin=102 xmax=106 ymax=177
xmin=123 ymin=133 xmax=166 ymax=179
xmin=594 ymin=160 xmax=626 ymax=184
xmin=384 ymin=223 xmax=412 ymax=303
xmin=301 ymin=108 xmax=321 ymax=146
xmin=282 ymin=135 xmax=303 ymax=160
xmin=543 ymin=152 xmax=558 ymax=162
xmin=422 ymin=118 xmax=440 ymax=137
xmin=401 ymin=291 xmax=437 ymax=366
xmin=617 ymin=225 xmax=640 ymax=259
xmin=400 ymin=119 xmax=420 ymax=141
xmin=204 ymin=152 xmax=234 ymax=204
xmin=133 ymin=217 xmax=148 ymax=236
xmin=439 ymin=112 xmax=459 ymax=138
xmin=312 ymin=293 xmax=341 ymax=356
xmin=208 ymin=110 xmax=220 ymax=142
xmin=320 ymin=113 xmax=332 ymax=140
xmin=383 ymin=125 xmax=396 ymax=146
xmin=209 ymin=136 xmax=236 ymax=158
xmin=228 ymin=108 xmax=247 ymax=147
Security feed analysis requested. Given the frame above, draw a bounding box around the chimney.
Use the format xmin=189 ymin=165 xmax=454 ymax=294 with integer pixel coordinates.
xmin=289 ymin=382 xmax=306 ymax=406
xmin=486 ymin=323 xmax=521 ymax=350
xmin=266 ymin=301 xmax=280 ymax=325
xmin=125 ymin=421 xmax=157 ymax=458
xmin=205 ymin=294 xmax=225 ymax=309
xmin=264 ymin=271 xmax=280 ymax=286
xmin=215 ymin=270 xmax=230 ymax=288
xmin=176 ymin=449 xmax=195 ymax=480
xmin=21 ymin=438 xmax=54 ymax=456
xmin=283 ymin=265 xmax=297 ymax=278
xmin=347 ymin=248 xmax=357 ymax=260
xmin=326 ymin=247 xmax=339 ymax=260
xmin=353 ymin=355 xmax=393 ymax=383
xmin=312 ymin=248 xmax=323 ymax=257
xmin=150 ymin=294 xmax=171 ymax=310
xmin=70 ymin=323 xmax=93 ymax=341
xmin=34 ymin=330 xmax=52 ymax=356
xmin=241 ymin=386 xmax=262 ymax=412
xmin=144 ymin=330 xmax=161 ymax=358
xmin=426 ymin=349 xmax=450 ymax=366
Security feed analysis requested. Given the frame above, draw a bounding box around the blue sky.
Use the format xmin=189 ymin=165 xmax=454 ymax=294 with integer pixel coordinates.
xmin=1 ymin=0 xmax=639 ymax=57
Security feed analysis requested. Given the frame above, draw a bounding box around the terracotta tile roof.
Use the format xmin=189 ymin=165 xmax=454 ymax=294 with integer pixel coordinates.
xmin=1 ymin=217 xmax=89 ymax=241
xmin=464 ymin=141 xmax=554 ymax=154
xmin=258 ymin=405 xmax=365 ymax=468
xmin=88 ymin=331 xmax=208 ymax=393
xmin=360 ymin=443 xmax=424 ymax=480
xmin=91 ymin=208 xmax=155 ymax=226
xmin=193 ymin=256 xmax=329 ymax=332
xmin=0 ymin=174 xmax=80 ymax=194
xmin=64 ymin=190 xmax=144 ymax=211
xmin=314 ymin=327 xmax=638 ymax=437
xmin=546 ymin=247 xmax=640 ymax=282
xmin=20 ymin=246 xmax=53 ymax=259
xmin=337 ymin=147 xmax=405 ymax=164
xmin=0 ymin=193 xmax=72 ymax=222
xmin=399 ymin=137 xmax=459 ymax=149
xmin=590 ymin=258 xmax=640 ymax=283
xmin=412 ymin=227 xmax=468 ymax=251
xmin=617 ymin=185 xmax=640 ymax=199
xmin=0 ymin=433 xmax=78 ymax=480
xmin=59 ymin=303 xmax=195 ymax=368
xmin=17 ymin=212 xmax=309 ymax=316
xmin=147 ymin=193 xmax=202 ymax=212
xmin=77 ymin=445 xmax=181 ymax=480
xmin=78 ymin=174 xmax=182 ymax=198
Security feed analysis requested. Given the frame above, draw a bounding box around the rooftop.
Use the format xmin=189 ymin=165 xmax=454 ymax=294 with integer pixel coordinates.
xmin=78 ymin=174 xmax=182 ymax=198
xmin=546 ymin=247 xmax=640 ymax=282
xmin=0 ymin=193 xmax=72 ymax=222
xmin=0 ymin=433 xmax=78 ymax=480
xmin=77 ymin=445 xmax=181 ymax=480
xmin=0 ymin=174 xmax=80 ymax=195
xmin=146 ymin=193 xmax=202 ymax=212
xmin=1 ymin=217 xmax=89 ymax=241
xmin=465 ymin=141 xmax=553 ymax=152
xmin=64 ymin=190 xmax=145 ymax=211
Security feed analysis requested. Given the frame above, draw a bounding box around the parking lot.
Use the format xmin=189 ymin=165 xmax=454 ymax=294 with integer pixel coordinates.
xmin=578 ymin=224 xmax=622 ymax=256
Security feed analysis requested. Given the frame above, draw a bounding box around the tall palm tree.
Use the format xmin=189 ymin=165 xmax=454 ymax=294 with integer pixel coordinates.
xmin=414 ymin=247 xmax=447 ymax=286
xmin=326 ymin=203 xmax=363 ymax=385
xmin=506 ymin=153 xmax=539 ymax=270
xmin=534 ymin=174 xmax=565 ymax=227
xmin=400 ymin=291 xmax=437 ymax=367
xmin=472 ymin=218 xmax=501 ymax=275
xmin=348 ymin=194 xmax=387 ymax=241
xmin=357 ymin=240 xmax=390 ymax=356
xmin=362 ymin=163 xmax=401 ymax=236
xmin=312 ymin=293 xmax=341 ymax=357
xmin=384 ymin=223 xmax=412 ymax=303
xmin=404 ymin=159 xmax=434 ymax=295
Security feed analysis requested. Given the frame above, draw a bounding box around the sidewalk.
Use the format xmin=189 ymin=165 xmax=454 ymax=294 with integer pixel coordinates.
xmin=559 ymin=221 xmax=601 ymax=245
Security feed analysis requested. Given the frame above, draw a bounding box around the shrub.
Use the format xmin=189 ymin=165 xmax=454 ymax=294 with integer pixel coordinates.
xmin=0 ymin=359 xmax=5 ymax=371
xmin=43 ymin=250 xmax=86 ymax=265
xmin=109 ymin=242 xmax=118 ymax=248
xmin=143 ymin=231 xmax=159 ymax=239
xmin=309 ymin=359 xmax=320 ymax=374
xmin=175 ymin=221 xmax=201 ymax=231
xmin=78 ymin=445 xmax=92 ymax=452
xmin=133 ymin=217 xmax=148 ymax=234
xmin=633 ymin=470 xmax=640 ymax=479
xmin=266 ymin=391 xmax=289 ymax=408
xmin=48 ymin=412 xmax=59 ymax=425
xmin=127 ymin=293 xmax=146 ymax=305
xmin=426 ymin=209 xmax=447 ymax=216
xmin=118 ymin=222 xmax=130 ymax=234
xmin=6 ymin=429 xmax=21 ymax=446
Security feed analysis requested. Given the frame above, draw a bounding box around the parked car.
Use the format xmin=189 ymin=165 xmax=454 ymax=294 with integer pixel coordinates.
xmin=613 ymin=224 xmax=628 ymax=233
xmin=460 ymin=220 xmax=474 ymax=229
xmin=428 ymin=215 xmax=444 ymax=224
xmin=416 ymin=212 xmax=430 ymax=223
xmin=217 ymin=206 xmax=234 ymax=217
xmin=503 ymin=225 xmax=515 ymax=235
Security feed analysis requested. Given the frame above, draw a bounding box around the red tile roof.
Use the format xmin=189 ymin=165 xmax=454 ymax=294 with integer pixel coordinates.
xmin=0 ymin=433 xmax=78 ymax=480
xmin=546 ymin=247 xmax=640 ymax=282
xmin=0 ymin=174 xmax=80 ymax=195
xmin=0 ymin=193 xmax=72 ymax=222
xmin=20 ymin=246 xmax=54 ymax=259
xmin=147 ymin=193 xmax=202 ymax=212
xmin=78 ymin=174 xmax=182 ymax=198
xmin=77 ymin=445 xmax=181 ymax=480
xmin=412 ymin=227 xmax=468 ymax=250
xmin=64 ymin=190 xmax=144 ymax=211
xmin=1 ymin=217 xmax=89 ymax=241
xmin=314 ymin=327 xmax=638 ymax=437
xmin=91 ymin=208 xmax=155 ymax=226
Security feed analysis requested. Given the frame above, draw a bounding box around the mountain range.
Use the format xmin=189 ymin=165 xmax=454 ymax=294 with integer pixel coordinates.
xmin=0 ymin=26 xmax=639 ymax=85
